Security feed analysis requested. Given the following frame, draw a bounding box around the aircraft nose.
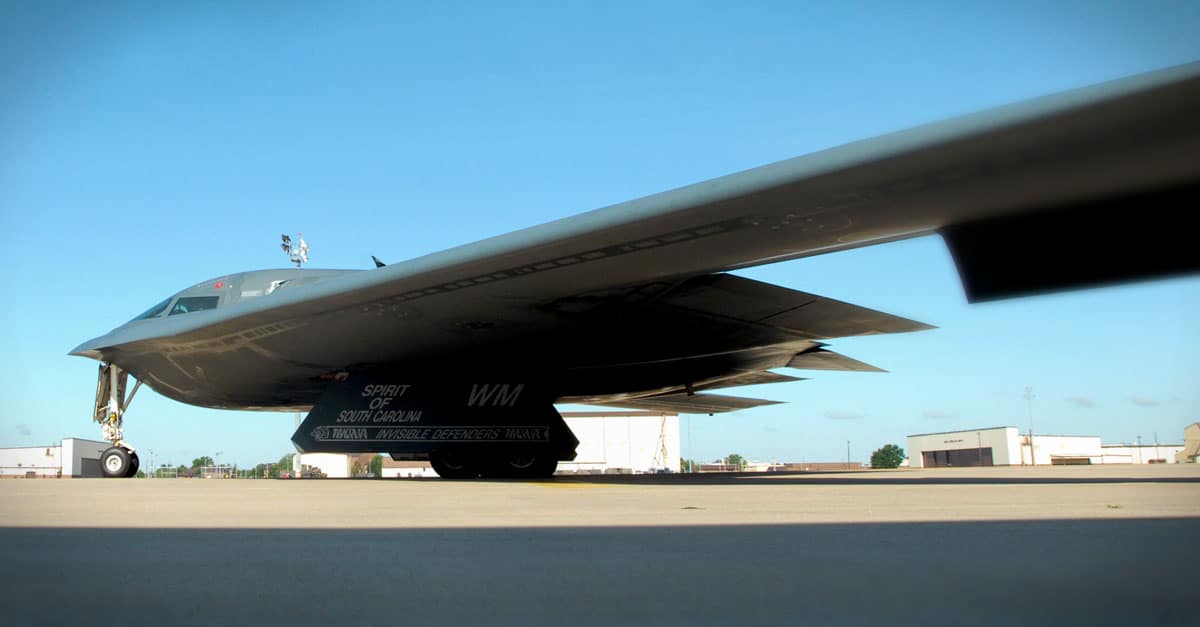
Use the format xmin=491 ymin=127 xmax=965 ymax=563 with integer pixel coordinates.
xmin=69 ymin=336 xmax=108 ymax=360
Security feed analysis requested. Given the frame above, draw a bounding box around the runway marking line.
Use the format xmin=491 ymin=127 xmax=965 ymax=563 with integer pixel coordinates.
xmin=529 ymin=481 xmax=609 ymax=489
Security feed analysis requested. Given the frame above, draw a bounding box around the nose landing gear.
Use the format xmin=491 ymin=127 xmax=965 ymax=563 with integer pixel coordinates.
xmin=93 ymin=363 xmax=142 ymax=478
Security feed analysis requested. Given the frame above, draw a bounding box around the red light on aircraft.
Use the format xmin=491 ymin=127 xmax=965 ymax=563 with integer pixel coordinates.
xmin=214 ymin=282 xmax=225 ymax=289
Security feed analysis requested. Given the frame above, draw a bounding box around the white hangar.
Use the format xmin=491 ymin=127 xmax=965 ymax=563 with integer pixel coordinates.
xmin=907 ymin=426 xmax=1187 ymax=468
xmin=556 ymin=411 xmax=681 ymax=474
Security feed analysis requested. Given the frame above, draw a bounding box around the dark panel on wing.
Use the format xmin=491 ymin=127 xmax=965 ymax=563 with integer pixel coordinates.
xmin=659 ymin=274 xmax=933 ymax=339
xmin=786 ymin=345 xmax=885 ymax=372
xmin=942 ymin=181 xmax=1200 ymax=303
xmin=593 ymin=393 xmax=782 ymax=414
xmin=659 ymin=274 xmax=817 ymax=322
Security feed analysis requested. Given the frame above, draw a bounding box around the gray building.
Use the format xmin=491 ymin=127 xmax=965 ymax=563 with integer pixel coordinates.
xmin=0 ymin=438 xmax=109 ymax=477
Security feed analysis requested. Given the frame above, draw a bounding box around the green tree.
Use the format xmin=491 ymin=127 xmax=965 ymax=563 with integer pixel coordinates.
xmin=679 ymin=458 xmax=694 ymax=473
xmin=368 ymin=454 xmax=383 ymax=477
xmin=870 ymin=444 xmax=906 ymax=469
xmin=724 ymin=454 xmax=745 ymax=470
xmin=268 ymin=453 xmax=294 ymax=478
xmin=191 ymin=456 xmax=215 ymax=470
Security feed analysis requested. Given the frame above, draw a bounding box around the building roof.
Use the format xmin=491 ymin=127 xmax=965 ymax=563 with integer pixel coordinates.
xmin=907 ymin=426 xmax=1016 ymax=438
xmin=1101 ymin=443 xmax=1184 ymax=448
xmin=909 ymin=428 xmax=1108 ymax=439
xmin=561 ymin=410 xmax=678 ymax=417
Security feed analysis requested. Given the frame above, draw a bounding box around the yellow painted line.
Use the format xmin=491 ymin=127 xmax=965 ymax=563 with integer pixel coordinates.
xmin=529 ymin=481 xmax=608 ymax=489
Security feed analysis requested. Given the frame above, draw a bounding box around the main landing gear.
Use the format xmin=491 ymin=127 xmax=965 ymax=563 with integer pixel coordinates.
xmin=93 ymin=363 xmax=142 ymax=478
xmin=428 ymin=449 xmax=559 ymax=479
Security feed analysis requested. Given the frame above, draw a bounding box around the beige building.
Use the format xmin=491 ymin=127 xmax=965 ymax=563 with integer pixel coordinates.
xmin=908 ymin=427 xmax=1026 ymax=467
xmin=1177 ymin=423 xmax=1200 ymax=463
xmin=380 ymin=459 xmax=438 ymax=478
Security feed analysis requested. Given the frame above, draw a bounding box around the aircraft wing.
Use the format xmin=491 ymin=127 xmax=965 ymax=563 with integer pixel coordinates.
xmin=592 ymin=393 xmax=783 ymax=414
xmin=73 ymin=62 xmax=1200 ymax=407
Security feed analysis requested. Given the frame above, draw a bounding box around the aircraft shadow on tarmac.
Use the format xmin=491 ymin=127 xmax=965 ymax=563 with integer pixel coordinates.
xmin=2 ymin=518 xmax=1195 ymax=627
xmin=446 ymin=471 xmax=1200 ymax=486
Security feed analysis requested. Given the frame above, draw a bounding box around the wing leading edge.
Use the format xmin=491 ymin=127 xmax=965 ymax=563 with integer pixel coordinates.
xmin=74 ymin=61 xmax=1200 ymax=356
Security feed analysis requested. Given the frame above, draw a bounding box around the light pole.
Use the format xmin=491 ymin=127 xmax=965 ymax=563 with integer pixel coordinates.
xmin=1136 ymin=436 xmax=1142 ymax=464
xmin=846 ymin=440 xmax=851 ymax=470
xmin=1024 ymin=386 xmax=1036 ymax=465
xmin=686 ymin=415 xmax=693 ymax=474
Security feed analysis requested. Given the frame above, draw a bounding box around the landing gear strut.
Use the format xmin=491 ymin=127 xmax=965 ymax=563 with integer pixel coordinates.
xmin=93 ymin=363 xmax=142 ymax=478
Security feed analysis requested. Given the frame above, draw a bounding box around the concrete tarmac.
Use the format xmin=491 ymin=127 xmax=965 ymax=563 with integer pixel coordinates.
xmin=2 ymin=465 xmax=1198 ymax=626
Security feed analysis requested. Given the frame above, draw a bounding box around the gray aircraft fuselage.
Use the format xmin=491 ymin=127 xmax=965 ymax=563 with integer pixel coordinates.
xmin=71 ymin=268 xmax=827 ymax=412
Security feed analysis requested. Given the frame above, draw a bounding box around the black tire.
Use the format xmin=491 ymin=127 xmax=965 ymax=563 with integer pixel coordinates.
xmin=100 ymin=447 xmax=132 ymax=478
xmin=126 ymin=452 xmax=140 ymax=478
xmin=429 ymin=451 xmax=478 ymax=479
xmin=488 ymin=451 xmax=558 ymax=479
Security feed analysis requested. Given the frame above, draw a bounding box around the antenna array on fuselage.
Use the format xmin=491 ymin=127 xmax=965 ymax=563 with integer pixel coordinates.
xmin=280 ymin=233 xmax=309 ymax=268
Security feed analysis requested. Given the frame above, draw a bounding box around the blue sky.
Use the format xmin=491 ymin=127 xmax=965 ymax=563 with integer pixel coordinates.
xmin=2 ymin=2 xmax=1198 ymax=468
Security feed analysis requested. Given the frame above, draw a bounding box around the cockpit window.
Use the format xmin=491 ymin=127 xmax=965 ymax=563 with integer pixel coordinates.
xmin=130 ymin=299 xmax=171 ymax=322
xmin=168 ymin=296 xmax=220 ymax=316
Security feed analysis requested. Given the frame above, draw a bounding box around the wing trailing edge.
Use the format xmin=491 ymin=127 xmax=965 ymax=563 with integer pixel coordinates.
xmin=786 ymin=344 xmax=886 ymax=372
xmin=592 ymin=393 xmax=782 ymax=414
xmin=659 ymin=274 xmax=934 ymax=339
xmin=695 ymin=370 xmax=806 ymax=390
